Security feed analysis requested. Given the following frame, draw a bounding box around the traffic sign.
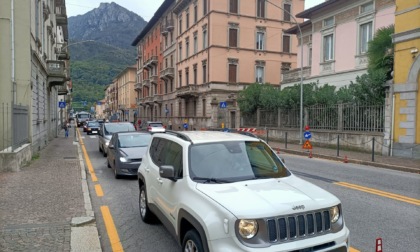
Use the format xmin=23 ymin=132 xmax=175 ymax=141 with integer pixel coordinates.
xmin=304 ymin=131 xmax=312 ymax=139
xmin=305 ymin=125 xmax=310 ymax=131
xmin=58 ymin=101 xmax=66 ymax=108
xmin=302 ymin=140 xmax=313 ymax=150
xmin=219 ymin=101 xmax=227 ymax=108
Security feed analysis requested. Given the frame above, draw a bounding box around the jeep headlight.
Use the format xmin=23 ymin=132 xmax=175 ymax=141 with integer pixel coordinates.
xmin=330 ymin=205 xmax=340 ymax=223
xmin=120 ymin=157 xmax=129 ymax=162
xmin=238 ymin=219 xmax=258 ymax=239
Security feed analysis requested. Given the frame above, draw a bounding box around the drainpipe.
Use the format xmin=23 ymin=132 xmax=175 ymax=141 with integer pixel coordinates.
xmin=11 ymin=0 xmax=16 ymax=105
xmin=390 ymin=93 xmax=395 ymax=156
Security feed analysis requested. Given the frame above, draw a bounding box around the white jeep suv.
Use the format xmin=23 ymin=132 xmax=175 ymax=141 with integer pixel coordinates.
xmin=137 ymin=131 xmax=349 ymax=252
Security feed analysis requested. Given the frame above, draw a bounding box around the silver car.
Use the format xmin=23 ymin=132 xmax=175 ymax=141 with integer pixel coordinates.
xmin=107 ymin=132 xmax=152 ymax=179
xmin=141 ymin=121 xmax=166 ymax=133
xmin=98 ymin=122 xmax=136 ymax=157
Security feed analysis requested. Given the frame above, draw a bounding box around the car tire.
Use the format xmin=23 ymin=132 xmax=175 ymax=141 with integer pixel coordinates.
xmin=114 ymin=165 xmax=120 ymax=179
xmin=139 ymin=185 xmax=156 ymax=223
xmin=182 ymin=229 xmax=204 ymax=252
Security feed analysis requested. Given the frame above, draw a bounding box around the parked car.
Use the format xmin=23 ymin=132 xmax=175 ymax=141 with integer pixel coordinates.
xmin=140 ymin=121 xmax=166 ymax=133
xmin=98 ymin=122 xmax=136 ymax=157
xmin=138 ymin=131 xmax=349 ymax=252
xmin=86 ymin=121 xmax=100 ymax=135
xmin=107 ymin=132 xmax=152 ymax=179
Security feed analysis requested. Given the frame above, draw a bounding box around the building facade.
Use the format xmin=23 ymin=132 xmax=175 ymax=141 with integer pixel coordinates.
xmin=116 ymin=66 xmax=137 ymax=122
xmin=0 ymin=0 xmax=70 ymax=171
xmin=132 ymin=0 xmax=304 ymax=129
xmin=390 ymin=0 xmax=420 ymax=158
xmin=282 ymin=0 xmax=395 ymax=88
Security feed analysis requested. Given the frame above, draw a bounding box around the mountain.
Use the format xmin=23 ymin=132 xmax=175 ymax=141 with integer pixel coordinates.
xmin=68 ymin=2 xmax=147 ymax=50
xmin=67 ymin=2 xmax=147 ymax=106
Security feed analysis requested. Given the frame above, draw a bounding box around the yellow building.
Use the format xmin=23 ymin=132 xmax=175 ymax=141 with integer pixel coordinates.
xmin=391 ymin=0 xmax=420 ymax=157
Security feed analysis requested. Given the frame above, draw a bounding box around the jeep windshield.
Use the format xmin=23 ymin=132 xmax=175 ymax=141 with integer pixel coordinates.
xmin=189 ymin=141 xmax=290 ymax=183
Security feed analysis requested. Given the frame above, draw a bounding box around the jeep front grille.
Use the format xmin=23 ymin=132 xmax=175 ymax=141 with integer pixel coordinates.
xmin=266 ymin=210 xmax=331 ymax=243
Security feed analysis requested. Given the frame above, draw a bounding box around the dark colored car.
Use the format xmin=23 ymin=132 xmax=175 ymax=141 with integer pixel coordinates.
xmin=107 ymin=132 xmax=152 ymax=178
xmin=86 ymin=121 xmax=100 ymax=135
xmin=98 ymin=122 xmax=136 ymax=157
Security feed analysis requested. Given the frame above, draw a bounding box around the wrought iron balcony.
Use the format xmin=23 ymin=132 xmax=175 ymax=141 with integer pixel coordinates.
xmin=47 ymin=60 xmax=66 ymax=86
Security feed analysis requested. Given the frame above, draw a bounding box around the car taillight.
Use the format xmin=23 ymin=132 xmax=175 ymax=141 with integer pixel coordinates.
xmin=163 ymin=125 xmax=166 ymax=129
xmin=147 ymin=126 xmax=152 ymax=131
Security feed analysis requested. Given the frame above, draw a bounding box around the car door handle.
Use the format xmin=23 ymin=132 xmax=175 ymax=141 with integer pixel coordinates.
xmin=157 ymin=177 xmax=163 ymax=184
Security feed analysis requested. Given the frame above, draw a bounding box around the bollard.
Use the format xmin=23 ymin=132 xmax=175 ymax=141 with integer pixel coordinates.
xmin=74 ymin=122 xmax=78 ymax=142
xmin=343 ymin=155 xmax=348 ymax=163
xmin=309 ymin=150 xmax=312 ymax=158
xmin=285 ymin=132 xmax=288 ymax=149
xmin=337 ymin=135 xmax=340 ymax=157
xmin=266 ymin=128 xmax=269 ymax=144
xmin=372 ymin=137 xmax=375 ymax=162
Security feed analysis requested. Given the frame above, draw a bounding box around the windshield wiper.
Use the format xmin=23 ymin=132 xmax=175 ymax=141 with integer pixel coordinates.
xmin=192 ymin=177 xmax=232 ymax=184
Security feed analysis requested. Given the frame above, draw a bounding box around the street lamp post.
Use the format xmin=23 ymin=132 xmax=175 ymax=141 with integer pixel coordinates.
xmin=266 ymin=0 xmax=305 ymax=144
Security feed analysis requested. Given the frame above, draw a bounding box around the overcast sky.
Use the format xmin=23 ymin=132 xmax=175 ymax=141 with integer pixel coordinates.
xmin=66 ymin=0 xmax=324 ymax=21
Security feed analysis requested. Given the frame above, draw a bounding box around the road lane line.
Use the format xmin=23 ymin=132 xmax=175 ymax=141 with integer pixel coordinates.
xmin=335 ymin=182 xmax=420 ymax=206
xmin=349 ymin=247 xmax=360 ymax=252
xmin=77 ymin=128 xmax=98 ymax=182
xmin=101 ymin=206 xmax=124 ymax=252
xmin=95 ymin=184 xmax=104 ymax=197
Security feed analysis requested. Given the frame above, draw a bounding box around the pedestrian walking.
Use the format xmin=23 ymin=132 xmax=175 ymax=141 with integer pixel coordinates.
xmin=63 ymin=122 xmax=69 ymax=138
xmin=168 ymin=119 xmax=172 ymax=130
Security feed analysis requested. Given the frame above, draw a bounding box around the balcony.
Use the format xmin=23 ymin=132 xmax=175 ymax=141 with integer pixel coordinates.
xmin=160 ymin=67 xmax=175 ymax=79
xmin=55 ymin=6 xmax=68 ymax=26
xmin=144 ymin=96 xmax=153 ymax=105
xmin=134 ymin=82 xmax=142 ymax=91
xmin=47 ymin=60 xmax=66 ymax=86
xmin=176 ymin=85 xmax=199 ymax=98
xmin=142 ymin=79 xmax=151 ymax=87
xmin=143 ymin=60 xmax=149 ymax=69
xmin=57 ymin=85 xmax=68 ymax=95
xmin=55 ymin=45 xmax=69 ymax=60
xmin=149 ymin=56 xmax=158 ymax=66
xmin=161 ymin=23 xmax=168 ymax=36
xmin=153 ymin=94 xmax=163 ymax=104
xmin=165 ymin=19 xmax=174 ymax=31
xmin=150 ymin=75 xmax=158 ymax=84
xmin=281 ymin=66 xmax=311 ymax=84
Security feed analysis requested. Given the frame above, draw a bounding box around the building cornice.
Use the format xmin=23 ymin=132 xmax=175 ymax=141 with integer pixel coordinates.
xmin=392 ymin=28 xmax=420 ymax=43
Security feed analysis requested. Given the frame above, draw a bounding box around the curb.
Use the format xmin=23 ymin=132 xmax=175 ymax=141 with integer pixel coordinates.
xmin=279 ymin=149 xmax=420 ymax=174
xmin=71 ymin=140 xmax=102 ymax=252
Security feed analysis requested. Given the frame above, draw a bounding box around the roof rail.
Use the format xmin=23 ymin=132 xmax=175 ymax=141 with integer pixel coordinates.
xmin=207 ymin=128 xmax=261 ymax=139
xmin=164 ymin=130 xmax=192 ymax=142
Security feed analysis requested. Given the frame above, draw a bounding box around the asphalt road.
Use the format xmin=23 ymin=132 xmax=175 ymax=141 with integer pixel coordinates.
xmin=80 ymin=131 xmax=420 ymax=252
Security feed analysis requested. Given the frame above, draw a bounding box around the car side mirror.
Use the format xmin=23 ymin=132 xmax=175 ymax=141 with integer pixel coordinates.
xmin=160 ymin=165 xmax=177 ymax=181
xmin=108 ymin=144 xmax=114 ymax=149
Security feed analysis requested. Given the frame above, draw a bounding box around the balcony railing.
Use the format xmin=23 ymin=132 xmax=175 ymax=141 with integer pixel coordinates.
xmin=143 ymin=79 xmax=151 ymax=87
xmin=150 ymin=75 xmax=158 ymax=84
xmin=57 ymin=85 xmax=68 ymax=95
xmin=134 ymin=82 xmax=142 ymax=90
xmin=55 ymin=44 xmax=69 ymax=60
xmin=161 ymin=23 xmax=168 ymax=36
xmin=281 ymin=66 xmax=311 ymax=83
xmin=144 ymin=97 xmax=153 ymax=104
xmin=149 ymin=56 xmax=158 ymax=65
xmin=160 ymin=67 xmax=175 ymax=79
xmin=55 ymin=6 xmax=67 ymax=25
xmin=153 ymin=94 xmax=163 ymax=103
xmin=47 ymin=60 xmax=66 ymax=86
xmin=176 ymin=84 xmax=199 ymax=98
xmin=165 ymin=19 xmax=174 ymax=31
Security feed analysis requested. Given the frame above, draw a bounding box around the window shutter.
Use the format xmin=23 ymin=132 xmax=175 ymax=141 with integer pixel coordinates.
xmin=230 ymin=0 xmax=238 ymax=14
xmin=229 ymin=29 xmax=238 ymax=47
xmin=284 ymin=4 xmax=291 ymax=21
xmin=283 ymin=36 xmax=290 ymax=53
xmin=229 ymin=64 xmax=237 ymax=83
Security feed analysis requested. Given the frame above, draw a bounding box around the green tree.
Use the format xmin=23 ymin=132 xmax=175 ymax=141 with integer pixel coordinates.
xmin=367 ymin=24 xmax=394 ymax=79
xmin=237 ymin=84 xmax=263 ymax=114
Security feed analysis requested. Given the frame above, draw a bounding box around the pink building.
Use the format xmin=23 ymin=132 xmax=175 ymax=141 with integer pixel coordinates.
xmin=133 ymin=0 xmax=304 ymax=129
xmin=282 ymin=0 xmax=395 ymax=88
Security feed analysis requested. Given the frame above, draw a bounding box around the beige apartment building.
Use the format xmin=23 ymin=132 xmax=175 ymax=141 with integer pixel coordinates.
xmin=132 ymin=0 xmax=303 ymax=129
xmin=115 ymin=66 xmax=137 ymax=122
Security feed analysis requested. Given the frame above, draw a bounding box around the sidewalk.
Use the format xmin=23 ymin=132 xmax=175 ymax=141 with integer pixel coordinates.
xmin=0 ymin=128 xmax=101 ymax=252
xmin=268 ymin=140 xmax=420 ymax=174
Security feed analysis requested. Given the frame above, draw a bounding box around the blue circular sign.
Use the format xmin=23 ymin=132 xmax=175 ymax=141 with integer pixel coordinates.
xmin=304 ymin=131 xmax=312 ymax=139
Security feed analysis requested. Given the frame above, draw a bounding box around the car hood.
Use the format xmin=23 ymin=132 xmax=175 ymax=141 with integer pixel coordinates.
xmin=119 ymin=147 xmax=148 ymax=159
xmin=196 ymin=175 xmax=340 ymax=218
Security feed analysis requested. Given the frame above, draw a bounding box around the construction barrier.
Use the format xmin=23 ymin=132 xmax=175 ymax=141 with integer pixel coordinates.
xmin=376 ymin=238 xmax=383 ymax=252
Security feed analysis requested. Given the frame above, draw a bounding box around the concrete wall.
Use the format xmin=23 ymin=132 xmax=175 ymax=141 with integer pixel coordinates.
xmin=0 ymin=144 xmax=32 ymax=172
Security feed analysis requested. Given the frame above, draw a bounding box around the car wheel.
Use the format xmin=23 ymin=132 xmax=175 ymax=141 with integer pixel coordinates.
xmin=114 ymin=164 xmax=120 ymax=179
xmin=182 ymin=229 xmax=204 ymax=252
xmin=139 ymin=185 xmax=155 ymax=223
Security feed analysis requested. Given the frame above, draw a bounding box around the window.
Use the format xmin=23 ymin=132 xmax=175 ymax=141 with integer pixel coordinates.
xmin=194 ymin=4 xmax=198 ymax=23
xmin=324 ymin=17 xmax=334 ymax=27
xmin=283 ymin=3 xmax=291 ymax=21
xmin=193 ymin=32 xmax=198 ymax=54
xmin=282 ymin=35 xmax=290 ymax=53
xmin=229 ymin=28 xmax=238 ymax=47
xmin=179 ymin=70 xmax=182 ymax=86
xmin=361 ymin=2 xmax=374 ymax=13
xmin=323 ymin=34 xmax=334 ymax=61
xmin=185 ymin=68 xmax=190 ymax=85
xmin=202 ymin=61 xmax=207 ymax=83
xmin=309 ymin=47 xmax=312 ymax=66
xmin=203 ymin=0 xmax=207 ymax=15
xmin=179 ymin=15 xmax=183 ymax=35
xmin=203 ymin=26 xmax=208 ymax=49
xmin=186 ymin=38 xmax=190 ymax=58
xmin=359 ymin=22 xmax=372 ymax=54
xmin=256 ymin=66 xmax=264 ymax=83
xmin=165 ymin=141 xmax=183 ymax=178
xmin=256 ymin=0 xmax=265 ymax=18
xmin=230 ymin=0 xmax=238 ymax=14
xmin=256 ymin=32 xmax=265 ymax=50
xmin=229 ymin=64 xmax=237 ymax=83
xmin=186 ymin=9 xmax=190 ymax=29
xmin=179 ymin=42 xmax=183 ymax=61
xmin=193 ymin=64 xmax=197 ymax=84
xmin=202 ymin=99 xmax=206 ymax=116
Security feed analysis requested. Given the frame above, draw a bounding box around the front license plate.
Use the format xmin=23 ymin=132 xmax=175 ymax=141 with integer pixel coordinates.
xmin=92 ymin=131 xmax=97 ymax=133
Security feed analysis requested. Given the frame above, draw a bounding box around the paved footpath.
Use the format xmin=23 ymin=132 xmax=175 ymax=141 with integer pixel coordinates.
xmin=0 ymin=128 xmax=101 ymax=252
